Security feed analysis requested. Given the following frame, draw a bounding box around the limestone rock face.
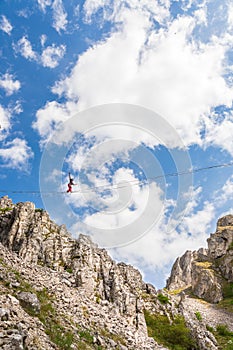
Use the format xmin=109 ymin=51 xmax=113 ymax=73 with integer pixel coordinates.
xmin=191 ymin=262 xmax=223 ymax=303
xmin=0 ymin=196 xmax=166 ymax=349
xmin=166 ymin=250 xmax=196 ymax=290
xmin=1 ymin=196 xmax=233 ymax=350
xmin=0 ymin=196 xmax=73 ymax=267
xmin=207 ymin=215 xmax=233 ymax=282
xmin=167 ymin=214 xmax=233 ymax=303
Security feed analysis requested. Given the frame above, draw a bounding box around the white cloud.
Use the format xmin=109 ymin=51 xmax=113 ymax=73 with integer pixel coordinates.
xmin=204 ymin=112 xmax=233 ymax=154
xmin=228 ymin=3 xmax=233 ymax=31
xmin=83 ymin=0 xmax=170 ymax=25
xmin=41 ymin=44 xmax=66 ymax=68
xmin=0 ymin=138 xmax=33 ymax=170
xmin=86 ymin=168 xmax=152 ymax=222
xmin=40 ymin=34 xmax=47 ymax=47
xmin=0 ymin=73 xmax=21 ymax=96
xmin=83 ymin=0 xmax=110 ymax=22
xmin=0 ymin=102 xmax=22 ymax=139
xmin=17 ymin=8 xmax=32 ymax=18
xmin=13 ymin=36 xmax=37 ymax=61
xmin=109 ymin=186 xmax=215 ymax=277
xmin=37 ymin=0 xmax=52 ymax=12
xmin=37 ymin=0 xmax=68 ymax=33
xmin=0 ymin=105 xmax=11 ymax=136
xmin=52 ymin=0 xmax=68 ymax=33
xmin=0 ymin=15 xmax=13 ymax=35
xmin=35 ymin=0 xmax=233 ymax=288
xmin=49 ymin=5 xmax=233 ymax=149
xmin=215 ymin=175 xmax=233 ymax=205
xmin=179 ymin=200 xmax=215 ymax=237
xmin=67 ymin=170 xmax=165 ymax=248
xmin=13 ymin=36 xmax=65 ymax=69
xmin=32 ymin=100 xmax=77 ymax=140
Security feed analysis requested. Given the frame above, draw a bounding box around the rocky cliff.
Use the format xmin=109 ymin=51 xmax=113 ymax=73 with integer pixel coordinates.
xmin=0 ymin=196 xmax=232 ymax=350
xmin=167 ymin=215 xmax=233 ymax=350
xmin=167 ymin=215 xmax=233 ymax=304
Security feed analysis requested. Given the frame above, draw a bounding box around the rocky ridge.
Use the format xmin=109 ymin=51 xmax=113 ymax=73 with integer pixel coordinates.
xmin=0 ymin=196 xmax=232 ymax=349
xmin=167 ymin=215 xmax=233 ymax=304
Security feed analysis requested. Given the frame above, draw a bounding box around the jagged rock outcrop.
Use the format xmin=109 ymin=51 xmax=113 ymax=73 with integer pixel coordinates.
xmin=0 ymin=196 xmax=171 ymax=350
xmin=1 ymin=196 xmax=233 ymax=350
xmin=166 ymin=215 xmax=233 ymax=350
xmin=167 ymin=214 xmax=233 ymax=304
xmin=208 ymin=215 xmax=233 ymax=282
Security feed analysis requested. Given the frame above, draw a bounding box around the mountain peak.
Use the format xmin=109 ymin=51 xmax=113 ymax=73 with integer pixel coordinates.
xmin=0 ymin=197 xmax=232 ymax=349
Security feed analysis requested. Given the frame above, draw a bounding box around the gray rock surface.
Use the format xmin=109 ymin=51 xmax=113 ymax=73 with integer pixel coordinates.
xmin=1 ymin=196 xmax=233 ymax=349
xmin=167 ymin=215 xmax=233 ymax=303
xmin=0 ymin=196 xmax=167 ymax=349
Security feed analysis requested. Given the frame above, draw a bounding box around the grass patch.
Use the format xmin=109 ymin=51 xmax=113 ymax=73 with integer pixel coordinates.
xmin=195 ymin=311 xmax=202 ymax=321
xmin=207 ymin=323 xmax=233 ymax=349
xmin=4 ymin=267 xmax=76 ymax=349
xmin=206 ymin=324 xmax=215 ymax=333
xmin=223 ymin=282 xmax=233 ymax=299
xmin=216 ymin=324 xmax=233 ymax=337
xmin=35 ymin=208 xmax=44 ymax=213
xmin=144 ymin=310 xmax=197 ymax=350
xmin=157 ymin=293 xmax=170 ymax=304
xmin=79 ymin=330 xmax=93 ymax=344
xmin=217 ymin=282 xmax=233 ymax=313
xmin=214 ymin=324 xmax=233 ymax=350
xmin=100 ymin=328 xmax=126 ymax=346
xmin=0 ymin=207 xmax=12 ymax=213
xmin=65 ymin=267 xmax=73 ymax=274
xmin=0 ymin=263 xmax=102 ymax=349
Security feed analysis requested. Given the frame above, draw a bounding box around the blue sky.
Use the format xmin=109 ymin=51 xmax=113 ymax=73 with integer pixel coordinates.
xmin=1 ymin=0 xmax=233 ymax=288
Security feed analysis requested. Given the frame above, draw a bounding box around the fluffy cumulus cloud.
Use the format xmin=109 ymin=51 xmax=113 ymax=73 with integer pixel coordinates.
xmin=41 ymin=44 xmax=66 ymax=68
xmin=31 ymin=0 xmax=233 ymax=288
xmin=108 ymin=186 xmax=216 ymax=283
xmin=0 ymin=138 xmax=33 ymax=170
xmin=228 ymin=3 xmax=233 ymax=31
xmin=204 ymin=111 xmax=233 ymax=154
xmin=32 ymin=100 xmax=77 ymax=140
xmin=52 ymin=0 xmax=68 ymax=33
xmin=0 ymin=15 xmax=13 ymax=35
xmin=34 ymin=0 xmax=232 ymax=152
xmin=37 ymin=0 xmax=52 ymax=12
xmin=0 ymin=73 xmax=21 ymax=96
xmin=0 ymin=105 xmax=11 ymax=137
xmin=37 ymin=0 xmax=68 ymax=33
xmin=13 ymin=36 xmax=37 ymax=61
xmin=13 ymin=36 xmax=65 ymax=69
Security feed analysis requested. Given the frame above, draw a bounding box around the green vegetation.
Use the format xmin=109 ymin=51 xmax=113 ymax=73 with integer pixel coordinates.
xmin=0 ymin=264 xmax=100 ymax=349
xmin=95 ymin=292 xmax=101 ymax=304
xmin=100 ymin=328 xmax=126 ymax=346
xmin=216 ymin=324 xmax=232 ymax=337
xmin=18 ymin=287 xmax=75 ymax=349
xmin=144 ymin=310 xmax=197 ymax=350
xmin=0 ymin=207 xmax=12 ymax=213
xmin=207 ymin=323 xmax=233 ymax=349
xmin=79 ymin=330 xmax=94 ymax=344
xmin=65 ymin=267 xmax=73 ymax=274
xmin=35 ymin=208 xmax=44 ymax=213
xmin=206 ymin=324 xmax=214 ymax=333
xmin=157 ymin=293 xmax=170 ymax=304
xmin=223 ymin=282 xmax=233 ymax=299
xmin=195 ymin=311 xmax=202 ymax=321
xmin=218 ymin=282 xmax=233 ymax=313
